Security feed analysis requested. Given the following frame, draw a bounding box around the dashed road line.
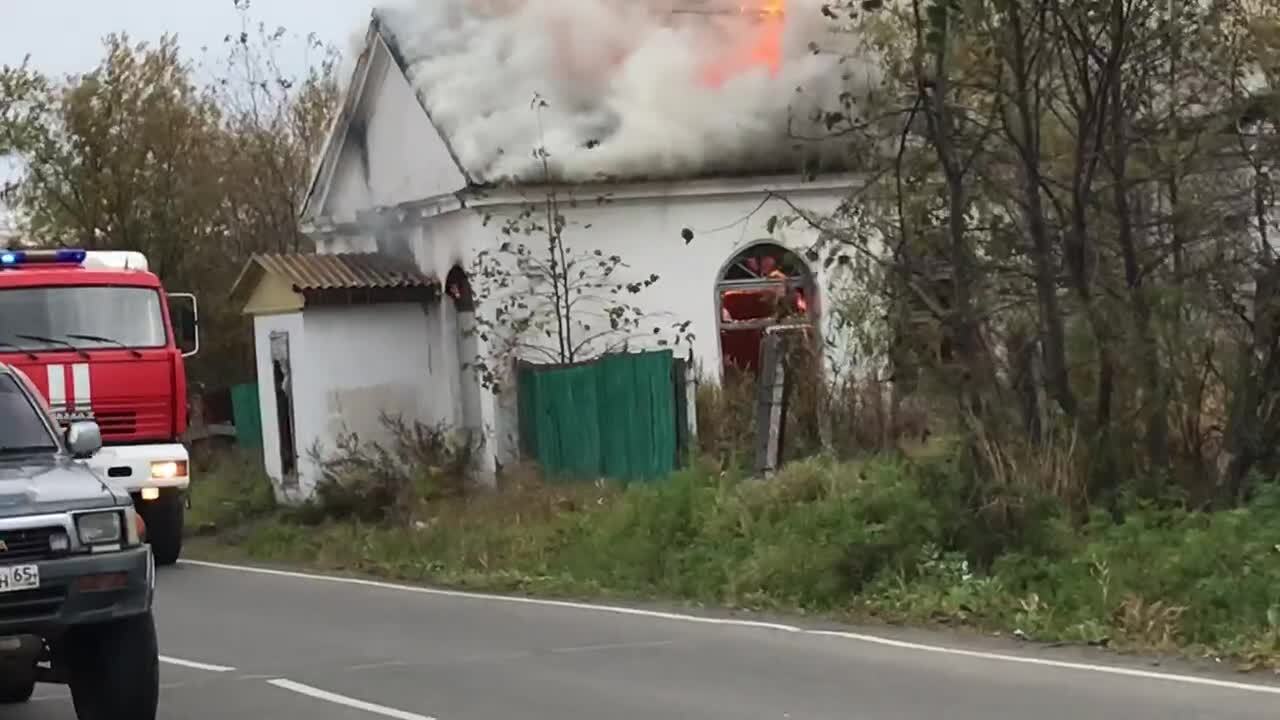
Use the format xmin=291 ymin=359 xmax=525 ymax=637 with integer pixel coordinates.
xmin=267 ymin=678 xmax=437 ymax=720
xmin=159 ymin=655 xmax=237 ymax=673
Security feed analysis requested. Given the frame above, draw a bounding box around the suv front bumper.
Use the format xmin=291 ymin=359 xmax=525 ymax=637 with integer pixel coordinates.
xmin=88 ymin=442 xmax=190 ymax=494
xmin=0 ymin=545 xmax=153 ymax=639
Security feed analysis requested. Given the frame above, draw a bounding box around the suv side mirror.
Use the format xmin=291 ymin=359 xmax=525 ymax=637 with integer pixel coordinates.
xmin=66 ymin=421 xmax=103 ymax=459
xmin=167 ymin=292 xmax=200 ymax=358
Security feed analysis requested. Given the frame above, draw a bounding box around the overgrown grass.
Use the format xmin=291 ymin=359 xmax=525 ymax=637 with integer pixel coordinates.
xmin=186 ymin=447 xmax=277 ymax=534
xmin=190 ymin=443 xmax=1280 ymax=670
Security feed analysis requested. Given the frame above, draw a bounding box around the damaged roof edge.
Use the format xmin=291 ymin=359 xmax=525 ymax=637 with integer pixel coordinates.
xmin=299 ymin=19 xmax=381 ymax=223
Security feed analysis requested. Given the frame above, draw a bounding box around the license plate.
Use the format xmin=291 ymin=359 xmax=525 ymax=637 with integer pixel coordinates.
xmin=0 ymin=565 xmax=39 ymax=593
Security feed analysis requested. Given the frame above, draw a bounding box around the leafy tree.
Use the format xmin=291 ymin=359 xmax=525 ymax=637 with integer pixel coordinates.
xmin=0 ymin=60 xmax=45 ymax=163
xmin=0 ymin=3 xmax=338 ymax=384
xmin=465 ymin=96 xmax=694 ymax=394
xmin=203 ymin=0 xmax=339 ymax=256
xmin=783 ymin=0 xmax=1280 ymax=504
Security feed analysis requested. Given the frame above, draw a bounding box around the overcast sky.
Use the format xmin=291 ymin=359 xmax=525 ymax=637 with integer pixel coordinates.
xmin=1 ymin=0 xmax=379 ymax=222
xmin=1 ymin=0 xmax=376 ymax=79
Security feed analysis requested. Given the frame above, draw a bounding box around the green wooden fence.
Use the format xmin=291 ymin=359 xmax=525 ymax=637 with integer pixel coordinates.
xmin=230 ymin=382 xmax=262 ymax=449
xmin=517 ymin=350 xmax=678 ymax=482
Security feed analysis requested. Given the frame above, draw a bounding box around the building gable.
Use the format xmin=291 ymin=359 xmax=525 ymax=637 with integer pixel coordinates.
xmin=302 ymin=24 xmax=469 ymax=223
xmin=243 ymin=272 xmax=305 ymax=316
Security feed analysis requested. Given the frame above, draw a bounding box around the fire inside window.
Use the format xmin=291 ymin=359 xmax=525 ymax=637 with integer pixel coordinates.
xmin=717 ymin=244 xmax=814 ymax=373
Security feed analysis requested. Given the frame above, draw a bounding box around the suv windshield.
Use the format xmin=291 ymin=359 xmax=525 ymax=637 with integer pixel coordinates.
xmin=0 ymin=374 xmax=56 ymax=452
xmin=0 ymin=286 xmax=167 ymax=351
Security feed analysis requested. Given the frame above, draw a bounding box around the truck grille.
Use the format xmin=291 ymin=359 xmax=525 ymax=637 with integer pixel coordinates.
xmin=0 ymin=526 xmax=62 ymax=563
xmin=91 ymin=398 xmax=169 ymax=442
xmin=0 ymin=587 xmax=65 ymax=623
xmin=96 ymin=410 xmax=137 ymax=437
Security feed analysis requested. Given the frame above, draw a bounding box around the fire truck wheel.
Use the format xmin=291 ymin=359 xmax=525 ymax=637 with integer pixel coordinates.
xmin=144 ymin=492 xmax=184 ymax=566
xmin=0 ymin=659 xmax=36 ymax=704
xmin=64 ymin=612 xmax=159 ymax=720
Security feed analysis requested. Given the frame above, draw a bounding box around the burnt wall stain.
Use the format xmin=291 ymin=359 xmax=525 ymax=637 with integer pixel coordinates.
xmin=348 ymin=117 xmax=372 ymax=187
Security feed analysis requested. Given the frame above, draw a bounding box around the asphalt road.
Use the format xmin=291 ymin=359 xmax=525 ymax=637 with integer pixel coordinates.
xmin=9 ymin=560 xmax=1280 ymax=720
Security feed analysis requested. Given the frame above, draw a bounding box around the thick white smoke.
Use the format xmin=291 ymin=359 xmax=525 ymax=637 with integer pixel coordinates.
xmin=373 ymin=0 xmax=883 ymax=184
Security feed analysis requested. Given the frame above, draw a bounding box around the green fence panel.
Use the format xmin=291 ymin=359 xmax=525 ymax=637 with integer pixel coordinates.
xmin=597 ymin=353 xmax=638 ymax=480
xmin=517 ymin=350 xmax=676 ymax=482
xmin=517 ymin=362 xmax=539 ymax=458
xmin=595 ymin=350 xmax=675 ymax=481
xmin=230 ymin=383 xmax=262 ymax=448
xmin=533 ymin=362 xmax=603 ymax=481
xmin=633 ymin=350 xmax=676 ymax=481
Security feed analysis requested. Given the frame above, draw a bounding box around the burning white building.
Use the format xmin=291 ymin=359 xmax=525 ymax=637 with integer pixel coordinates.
xmin=234 ymin=0 xmax=883 ymax=493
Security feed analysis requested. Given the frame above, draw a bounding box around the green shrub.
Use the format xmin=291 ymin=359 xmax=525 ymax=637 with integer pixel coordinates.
xmin=308 ymin=414 xmax=482 ymax=523
xmin=187 ymin=448 xmax=276 ymax=533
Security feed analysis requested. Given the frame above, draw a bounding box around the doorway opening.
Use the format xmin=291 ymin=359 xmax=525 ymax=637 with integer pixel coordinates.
xmin=446 ymin=265 xmax=484 ymax=440
xmin=269 ymin=330 xmax=298 ymax=485
xmin=446 ymin=265 xmax=475 ymax=312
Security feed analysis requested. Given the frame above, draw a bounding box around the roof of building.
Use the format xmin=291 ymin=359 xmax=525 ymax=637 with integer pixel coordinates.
xmin=230 ymin=252 xmax=440 ymax=314
xmin=249 ymin=252 xmax=435 ymax=291
xmin=299 ymin=3 xmax=878 ymax=219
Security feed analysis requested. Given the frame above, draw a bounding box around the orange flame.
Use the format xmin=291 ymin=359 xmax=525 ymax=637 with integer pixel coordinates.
xmin=700 ymin=1 xmax=786 ymax=88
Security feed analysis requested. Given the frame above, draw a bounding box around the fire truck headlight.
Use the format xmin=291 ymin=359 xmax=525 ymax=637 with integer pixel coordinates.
xmin=149 ymin=460 xmax=188 ymax=482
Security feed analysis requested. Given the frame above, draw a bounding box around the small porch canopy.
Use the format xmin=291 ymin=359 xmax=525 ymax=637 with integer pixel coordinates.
xmin=230 ymin=252 xmax=440 ymax=315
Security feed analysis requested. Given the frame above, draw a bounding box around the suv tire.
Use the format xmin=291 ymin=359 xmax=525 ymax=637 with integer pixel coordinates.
xmin=64 ymin=611 xmax=159 ymax=720
xmin=144 ymin=492 xmax=184 ymax=566
xmin=0 ymin=660 xmax=36 ymax=704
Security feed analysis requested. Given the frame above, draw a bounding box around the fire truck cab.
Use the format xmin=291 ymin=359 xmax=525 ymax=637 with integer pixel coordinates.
xmin=0 ymin=248 xmax=197 ymax=566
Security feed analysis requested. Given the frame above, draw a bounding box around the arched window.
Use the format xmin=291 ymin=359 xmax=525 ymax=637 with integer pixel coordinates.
xmin=716 ymin=243 xmax=815 ymax=374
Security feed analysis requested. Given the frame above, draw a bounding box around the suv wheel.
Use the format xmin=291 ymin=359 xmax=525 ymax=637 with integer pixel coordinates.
xmin=143 ymin=491 xmax=184 ymax=566
xmin=0 ymin=659 xmax=36 ymax=704
xmin=63 ymin=612 xmax=159 ymax=720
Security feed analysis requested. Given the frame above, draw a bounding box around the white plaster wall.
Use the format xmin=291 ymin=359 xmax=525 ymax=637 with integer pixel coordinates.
xmin=362 ymin=48 xmax=468 ymax=207
xmin=321 ymin=40 xmax=468 ymax=221
xmin=301 ymin=302 xmax=443 ymax=473
xmin=399 ymin=183 xmax=872 ymax=465
xmin=252 ymin=312 xmax=306 ymax=501
xmin=461 ymin=185 xmax=858 ymax=383
xmin=311 ymin=179 xmax=880 ymax=471
xmin=255 ymin=303 xmax=445 ymax=501
xmin=325 ymin=142 xmax=373 ymax=222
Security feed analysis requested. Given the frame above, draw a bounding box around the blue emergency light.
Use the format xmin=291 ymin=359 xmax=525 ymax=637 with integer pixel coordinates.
xmin=0 ymin=249 xmax=88 ymax=267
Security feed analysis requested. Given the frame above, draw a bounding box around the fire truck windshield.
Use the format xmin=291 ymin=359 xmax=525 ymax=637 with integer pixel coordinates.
xmin=0 ymin=286 xmax=167 ymax=352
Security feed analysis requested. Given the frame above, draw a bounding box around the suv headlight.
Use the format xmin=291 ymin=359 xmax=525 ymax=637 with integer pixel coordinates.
xmin=76 ymin=511 xmax=123 ymax=545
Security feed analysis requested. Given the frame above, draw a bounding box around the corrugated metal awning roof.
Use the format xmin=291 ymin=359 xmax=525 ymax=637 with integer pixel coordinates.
xmin=230 ymin=252 xmax=442 ymax=315
xmin=250 ymin=252 xmax=436 ymax=291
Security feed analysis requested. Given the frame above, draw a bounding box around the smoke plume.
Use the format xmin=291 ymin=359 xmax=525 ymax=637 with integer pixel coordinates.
xmin=373 ymin=0 xmax=884 ymax=184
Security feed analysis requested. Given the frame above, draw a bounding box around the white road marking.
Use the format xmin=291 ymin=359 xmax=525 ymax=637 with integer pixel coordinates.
xmin=547 ymin=639 xmax=677 ymax=654
xmin=346 ymin=659 xmax=415 ymax=671
xmin=267 ymin=678 xmax=437 ymax=720
xmin=181 ymin=559 xmax=1280 ymax=697
xmin=159 ymin=655 xmax=237 ymax=673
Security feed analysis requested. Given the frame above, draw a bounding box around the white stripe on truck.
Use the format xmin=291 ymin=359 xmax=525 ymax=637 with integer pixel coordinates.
xmin=72 ymin=362 xmax=91 ymax=410
xmin=46 ymin=364 xmax=66 ymax=408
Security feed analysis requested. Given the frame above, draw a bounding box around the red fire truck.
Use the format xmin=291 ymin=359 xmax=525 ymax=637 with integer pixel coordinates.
xmin=0 ymin=248 xmax=197 ymax=565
